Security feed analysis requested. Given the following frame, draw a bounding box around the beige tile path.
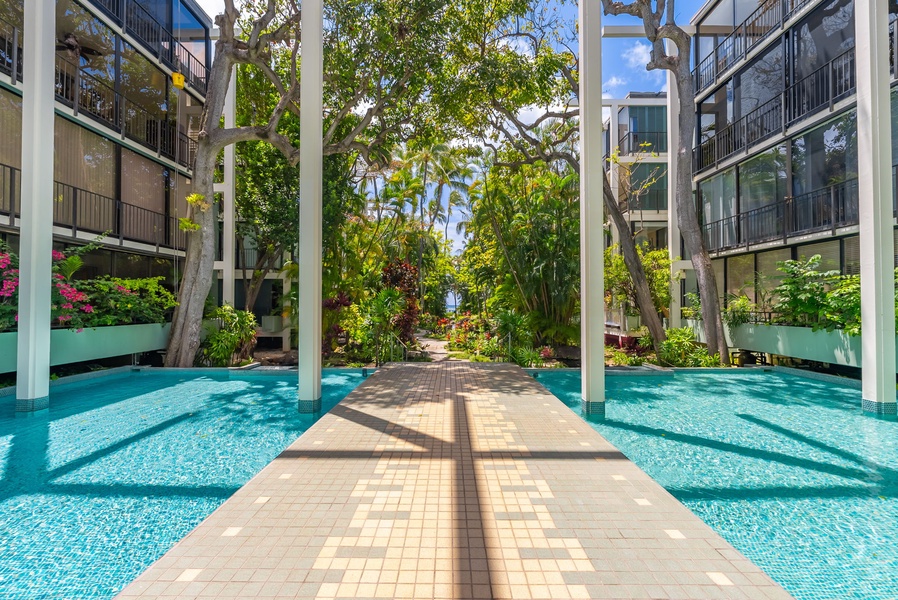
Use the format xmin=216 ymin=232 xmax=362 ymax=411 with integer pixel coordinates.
xmin=116 ymin=362 xmax=793 ymax=600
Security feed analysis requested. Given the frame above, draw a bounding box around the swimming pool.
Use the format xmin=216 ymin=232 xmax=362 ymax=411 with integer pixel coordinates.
xmin=0 ymin=369 xmax=364 ymax=599
xmin=535 ymin=369 xmax=898 ymax=600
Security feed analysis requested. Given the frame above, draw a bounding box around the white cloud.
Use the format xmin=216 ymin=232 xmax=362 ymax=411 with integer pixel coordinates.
xmin=623 ymin=41 xmax=652 ymax=70
xmin=603 ymin=76 xmax=627 ymax=92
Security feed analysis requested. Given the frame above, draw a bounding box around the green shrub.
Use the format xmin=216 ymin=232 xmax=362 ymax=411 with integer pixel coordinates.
xmin=658 ymin=327 xmax=720 ymax=367
xmin=198 ymin=305 xmax=257 ymax=367
xmin=723 ymin=294 xmax=756 ymax=329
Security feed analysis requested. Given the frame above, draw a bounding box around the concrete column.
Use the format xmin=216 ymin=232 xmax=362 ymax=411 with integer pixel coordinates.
xmin=579 ymin=0 xmax=605 ymax=416
xmin=665 ymin=65 xmax=683 ymax=329
xmin=298 ymin=0 xmax=323 ymax=412
xmin=15 ymin=0 xmax=55 ymax=414
xmin=220 ymin=67 xmax=237 ymax=306
xmin=856 ymin=0 xmax=897 ymax=417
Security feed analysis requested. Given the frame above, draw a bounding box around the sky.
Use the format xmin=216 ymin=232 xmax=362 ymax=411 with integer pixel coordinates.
xmin=193 ymin=0 xmax=709 ymax=252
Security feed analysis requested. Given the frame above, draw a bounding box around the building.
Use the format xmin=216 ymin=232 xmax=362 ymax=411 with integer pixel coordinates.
xmin=604 ymin=92 xmax=669 ymax=251
xmin=688 ymin=0 xmax=894 ymax=307
xmin=0 ymin=0 xmax=215 ymax=283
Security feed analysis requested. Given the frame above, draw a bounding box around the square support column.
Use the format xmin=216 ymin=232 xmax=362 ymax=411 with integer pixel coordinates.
xmin=856 ymin=0 xmax=897 ymax=417
xmin=220 ymin=67 xmax=237 ymax=307
xmin=579 ymin=0 xmax=605 ymax=417
xmin=16 ymin=0 xmax=56 ymax=414
xmin=298 ymin=0 xmax=323 ymax=412
xmin=665 ymin=53 xmax=684 ymax=329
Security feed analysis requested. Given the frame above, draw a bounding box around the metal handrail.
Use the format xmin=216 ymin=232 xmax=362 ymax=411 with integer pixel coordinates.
xmin=0 ymin=161 xmax=187 ymax=251
xmin=701 ymin=178 xmax=859 ymax=253
xmin=619 ymin=131 xmax=668 ymax=155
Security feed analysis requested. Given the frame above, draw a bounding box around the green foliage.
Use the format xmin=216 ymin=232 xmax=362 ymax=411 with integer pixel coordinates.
xmin=723 ymin=294 xmax=756 ymax=329
xmin=823 ymin=275 xmax=861 ymax=336
xmin=658 ymin=327 xmax=721 ymax=367
xmin=76 ymin=277 xmax=177 ymax=327
xmin=607 ymin=347 xmax=644 ymax=367
xmin=681 ymin=291 xmax=702 ymax=320
xmin=198 ymin=305 xmax=257 ymax=367
xmin=179 ymin=217 xmax=200 ymax=232
xmin=605 ymin=244 xmax=673 ymax=317
xmin=366 ymin=288 xmax=406 ymax=366
xmin=772 ymin=255 xmax=839 ymax=326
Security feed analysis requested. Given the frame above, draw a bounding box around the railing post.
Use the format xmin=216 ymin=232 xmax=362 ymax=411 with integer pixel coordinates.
xmin=71 ymin=187 xmax=78 ymax=235
xmin=8 ymin=168 xmax=15 ymax=225
xmin=831 ymin=184 xmax=838 ymax=234
xmin=72 ymin=66 xmax=80 ymax=117
xmin=156 ymin=117 xmax=162 ymax=155
xmin=828 ymin=61 xmax=835 ymax=111
xmin=10 ymin=26 xmax=18 ymax=84
xmin=120 ymin=97 xmax=127 ymax=140
xmin=116 ymin=200 xmax=123 ymax=245
xmin=783 ymin=197 xmax=791 ymax=242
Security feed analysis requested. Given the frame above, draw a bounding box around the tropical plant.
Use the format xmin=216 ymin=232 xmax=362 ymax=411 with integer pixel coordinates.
xmin=723 ymin=294 xmax=756 ymax=329
xmin=658 ymin=327 xmax=720 ymax=367
xmin=772 ymin=255 xmax=839 ymax=327
xmin=197 ymin=305 xmax=257 ymax=367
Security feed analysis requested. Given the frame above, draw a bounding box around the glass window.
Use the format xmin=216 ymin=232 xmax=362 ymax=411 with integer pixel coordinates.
xmin=122 ymin=148 xmax=166 ymax=212
xmin=120 ymin=40 xmax=169 ymax=115
xmin=54 ymin=116 xmax=116 ymax=197
xmin=700 ymin=168 xmax=737 ymax=223
xmin=798 ymin=240 xmax=840 ymax=271
xmin=791 ymin=110 xmax=857 ymax=195
xmin=739 ymin=144 xmax=787 ymax=212
xmin=726 ymin=254 xmax=756 ymax=301
xmin=757 ymin=248 xmax=791 ymax=301
xmin=174 ymin=1 xmax=209 ymax=68
xmin=791 ymin=0 xmax=855 ymax=83
xmin=56 ymin=0 xmax=116 ymax=85
xmin=700 ymin=80 xmax=735 ymax=141
xmin=114 ymin=251 xmax=151 ymax=279
xmin=0 ymin=87 xmax=21 ymax=169
xmin=736 ymin=43 xmax=783 ymax=118
xmin=843 ymin=236 xmax=859 ymax=275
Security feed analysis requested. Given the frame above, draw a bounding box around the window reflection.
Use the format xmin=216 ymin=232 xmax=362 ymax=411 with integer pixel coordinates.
xmin=791 ymin=110 xmax=857 ymax=195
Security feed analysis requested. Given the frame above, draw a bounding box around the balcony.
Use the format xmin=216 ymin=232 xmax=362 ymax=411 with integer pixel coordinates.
xmin=623 ymin=188 xmax=667 ymax=212
xmin=91 ymin=0 xmax=208 ymax=95
xmin=0 ymin=162 xmax=188 ymax=252
xmin=694 ymin=49 xmax=855 ymax=174
xmin=702 ymin=179 xmax=858 ymax=253
xmin=693 ymin=0 xmax=815 ymax=94
xmin=618 ymin=131 xmax=667 ymax=155
xmin=54 ymin=56 xmax=197 ymax=169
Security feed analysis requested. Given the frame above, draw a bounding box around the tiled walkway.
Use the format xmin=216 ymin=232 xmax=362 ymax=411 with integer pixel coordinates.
xmin=117 ymin=363 xmax=792 ymax=600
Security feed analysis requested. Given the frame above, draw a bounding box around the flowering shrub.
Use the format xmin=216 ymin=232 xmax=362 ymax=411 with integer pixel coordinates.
xmin=0 ymin=244 xmax=177 ymax=332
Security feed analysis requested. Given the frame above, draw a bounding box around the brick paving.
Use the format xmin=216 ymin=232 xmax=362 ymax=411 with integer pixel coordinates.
xmin=117 ymin=362 xmax=793 ymax=600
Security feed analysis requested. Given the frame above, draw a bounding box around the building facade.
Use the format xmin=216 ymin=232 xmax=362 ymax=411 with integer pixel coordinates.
xmin=605 ymin=92 xmax=669 ymax=251
xmin=689 ymin=0 xmax=896 ymax=306
xmin=0 ymin=0 xmax=212 ymax=287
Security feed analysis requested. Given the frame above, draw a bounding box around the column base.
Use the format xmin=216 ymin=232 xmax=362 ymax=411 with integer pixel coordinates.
xmin=862 ymin=398 xmax=897 ymax=419
xmin=298 ymin=398 xmax=322 ymax=414
xmin=16 ymin=396 xmax=49 ymax=415
xmin=581 ymin=400 xmax=605 ymax=419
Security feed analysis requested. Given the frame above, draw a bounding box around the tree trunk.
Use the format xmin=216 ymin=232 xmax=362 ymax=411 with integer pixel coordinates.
xmin=164 ymin=143 xmax=218 ymax=366
xmin=164 ymin=35 xmax=232 ymax=367
xmin=603 ymin=172 xmax=666 ymax=356
xmin=243 ymin=251 xmax=279 ymax=312
xmin=673 ymin=62 xmax=730 ymax=364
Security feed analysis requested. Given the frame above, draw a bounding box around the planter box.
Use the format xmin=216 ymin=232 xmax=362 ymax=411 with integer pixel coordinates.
xmin=0 ymin=323 xmax=171 ymax=374
xmin=686 ymin=320 xmax=888 ymax=368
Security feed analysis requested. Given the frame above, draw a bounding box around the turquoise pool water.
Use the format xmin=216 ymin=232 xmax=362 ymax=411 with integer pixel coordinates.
xmin=0 ymin=369 xmax=364 ymax=599
xmin=535 ymin=370 xmax=898 ymax=600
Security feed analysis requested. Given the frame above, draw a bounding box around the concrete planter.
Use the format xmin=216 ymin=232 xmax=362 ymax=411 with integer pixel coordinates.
xmin=687 ymin=320 xmax=874 ymax=368
xmin=0 ymin=323 xmax=171 ymax=374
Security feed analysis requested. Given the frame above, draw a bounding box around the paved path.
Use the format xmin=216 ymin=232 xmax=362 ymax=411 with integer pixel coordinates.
xmin=117 ymin=363 xmax=792 ymax=600
xmin=418 ymin=336 xmax=456 ymax=362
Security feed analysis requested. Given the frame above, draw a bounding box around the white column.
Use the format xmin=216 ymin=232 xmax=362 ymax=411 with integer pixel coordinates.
xmin=579 ymin=0 xmax=605 ymax=416
xmin=856 ymin=0 xmax=897 ymax=417
xmin=299 ymin=0 xmax=323 ymax=411
xmin=665 ymin=66 xmax=683 ymax=329
xmin=16 ymin=0 xmax=55 ymax=413
xmin=220 ymin=68 xmax=237 ymax=306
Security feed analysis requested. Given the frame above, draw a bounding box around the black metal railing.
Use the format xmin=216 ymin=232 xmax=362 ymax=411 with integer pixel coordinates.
xmin=694 ymin=94 xmax=782 ymax=172
xmin=0 ymin=16 xmax=21 ymax=84
xmin=693 ymin=0 xmax=817 ymax=94
xmin=0 ymin=162 xmax=187 ymax=252
xmin=784 ymin=48 xmax=855 ymax=126
xmin=702 ymin=179 xmax=859 ymax=252
xmin=619 ymin=131 xmax=668 ymax=155
xmin=53 ymin=55 xmax=197 ymax=169
xmin=96 ymin=0 xmax=208 ymax=95
xmin=625 ymin=188 xmax=668 ymax=212
xmin=694 ymin=49 xmax=853 ymax=174
xmin=1 ymin=4 xmax=206 ymax=96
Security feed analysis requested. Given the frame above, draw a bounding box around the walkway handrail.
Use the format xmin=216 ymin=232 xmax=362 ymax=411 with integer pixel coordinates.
xmin=701 ymin=178 xmax=859 ymax=253
xmin=0 ymin=160 xmax=187 ymax=252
